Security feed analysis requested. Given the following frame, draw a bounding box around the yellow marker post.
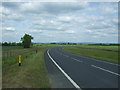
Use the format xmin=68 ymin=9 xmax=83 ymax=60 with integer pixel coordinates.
xmin=18 ymin=55 xmax=22 ymax=66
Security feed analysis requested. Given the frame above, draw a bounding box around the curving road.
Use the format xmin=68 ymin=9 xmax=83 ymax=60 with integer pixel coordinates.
xmin=45 ymin=47 xmax=119 ymax=89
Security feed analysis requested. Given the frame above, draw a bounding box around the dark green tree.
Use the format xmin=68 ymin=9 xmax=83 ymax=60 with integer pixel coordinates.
xmin=21 ymin=34 xmax=33 ymax=48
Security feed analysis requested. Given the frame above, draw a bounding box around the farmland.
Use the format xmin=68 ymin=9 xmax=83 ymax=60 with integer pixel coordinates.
xmin=63 ymin=45 xmax=119 ymax=64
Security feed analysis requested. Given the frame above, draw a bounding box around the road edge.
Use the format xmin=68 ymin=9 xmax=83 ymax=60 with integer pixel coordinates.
xmin=47 ymin=49 xmax=82 ymax=90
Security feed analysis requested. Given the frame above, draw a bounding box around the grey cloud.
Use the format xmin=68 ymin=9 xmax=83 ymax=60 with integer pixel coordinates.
xmin=19 ymin=2 xmax=88 ymax=15
xmin=2 ymin=2 xmax=20 ymax=9
xmin=43 ymin=2 xmax=87 ymax=14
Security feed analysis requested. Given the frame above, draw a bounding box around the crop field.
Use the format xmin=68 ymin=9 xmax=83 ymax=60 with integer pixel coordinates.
xmin=63 ymin=45 xmax=119 ymax=64
xmin=2 ymin=46 xmax=55 ymax=88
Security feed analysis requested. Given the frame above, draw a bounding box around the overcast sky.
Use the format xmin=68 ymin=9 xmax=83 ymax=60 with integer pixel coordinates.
xmin=1 ymin=2 xmax=118 ymax=43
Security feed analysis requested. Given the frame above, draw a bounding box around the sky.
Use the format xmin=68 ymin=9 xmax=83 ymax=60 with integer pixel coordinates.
xmin=1 ymin=1 xmax=118 ymax=43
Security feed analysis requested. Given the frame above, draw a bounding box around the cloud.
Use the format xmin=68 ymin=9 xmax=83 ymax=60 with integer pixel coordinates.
xmin=42 ymin=2 xmax=88 ymax=14
xmin=3 ymin=0 xmax=22 ymax=2
xmin=2 ymin=2 xmax=20 ymax=10
xmin=31 ymin=19 xmax=66 ymax=31
xmin=98 ymin=3 xmax=118 ymax=15
xmin=3 ymin=0 xmax=78 ymax=2
xmin=0 ymin=6 xmax=11 ymax=15
xmin=29 ymin=30 xmax=43 ymax=33
xmin=87 ymin=22 xmax=112 ymax=30
xmin=1 ymin=2 xmax=118 ymax=43
xmin=4 ymin=13 xmax=25 ymax=21
xmin=58 ymin=16 xmax=73 ymax=23
xmin=2 ymin=27 xmax=15 ymax=31
xmin=2 ymin=2 xmax=88 ymax=15
xmin=102 ymin=7 xmax=117 ymax=14
xmin=64 ymin=30 xmax=77 ymax=34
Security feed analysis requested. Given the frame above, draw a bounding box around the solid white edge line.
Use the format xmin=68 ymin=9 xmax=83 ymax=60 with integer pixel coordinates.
xmin=91 ymin=65 xmax=120 ymax=76
xmin=47 ymin=49 xmax=81 ymax=90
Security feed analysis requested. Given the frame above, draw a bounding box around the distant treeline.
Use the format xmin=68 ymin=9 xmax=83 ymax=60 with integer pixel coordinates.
xmin=50 ymin=42 xmax=120 ymax=46
xmin=50 ymin=42 xmax=77 ymax=45
xmin=2 ymin=42 xmax=22 ymax=46
xmin=1 ymin=42 xmax=120 ymax=46
xmin=88 ymin=43 xmax=120 ymax=46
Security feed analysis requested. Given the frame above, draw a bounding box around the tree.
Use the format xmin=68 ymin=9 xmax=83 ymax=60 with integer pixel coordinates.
xmin=21 ymin=34 xmax=33 ymax=48
xmin=3 ymin=42 xmax=8 ymax=46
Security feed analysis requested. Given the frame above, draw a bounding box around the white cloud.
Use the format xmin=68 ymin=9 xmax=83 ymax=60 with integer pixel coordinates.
xmin=2 ymin=27 xmax=15 ymax=31
xmin=102 ymin=7 xmax=117 ymax=15
xmin=64 ymin=30 xmax=77 ymax=34
xmin=85 ymin=30 xmax=93 ymax=33
xmin=0 ymin=6 xmax=10 ymax=15
xmin=29 ymin=30 xmax=43 ymax=33
xmin=58 ymin=16 xmax=73 ymax=23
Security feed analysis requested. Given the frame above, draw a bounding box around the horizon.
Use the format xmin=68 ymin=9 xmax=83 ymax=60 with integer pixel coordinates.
xmin=1 ymin=41 xmax=119 ymax=44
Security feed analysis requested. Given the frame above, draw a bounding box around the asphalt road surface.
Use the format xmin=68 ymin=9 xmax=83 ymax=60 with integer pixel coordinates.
xmin=45 ymin=47 xmax=119 ymax=89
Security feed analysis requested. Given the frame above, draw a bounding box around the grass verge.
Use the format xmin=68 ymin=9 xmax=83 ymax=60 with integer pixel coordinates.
xmin=62 ymin=46 xmax=119 ymax=64
xmin=2 ymin=46 xmax=53 ymax=88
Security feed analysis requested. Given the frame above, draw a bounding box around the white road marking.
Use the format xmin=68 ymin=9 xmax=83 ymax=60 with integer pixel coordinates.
xmin=79 ymin=55 xmax=119 ymax=66
xmin=91 ymin=65 xmax=120 ymax=76
xmin=59 ymin=48 xmax=119 ymax=66
xmin=71 ymin=58 xmax=83 ymax=63
xmin=47 ymin=50 xmax=81 ymax=89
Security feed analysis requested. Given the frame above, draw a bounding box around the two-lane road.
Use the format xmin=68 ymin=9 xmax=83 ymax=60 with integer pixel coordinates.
xmin=45 ymin=47 xmax=119 ymax=89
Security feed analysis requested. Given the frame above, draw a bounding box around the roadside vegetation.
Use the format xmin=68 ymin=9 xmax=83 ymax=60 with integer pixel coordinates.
xmin=2 ymin=34 xmax=79 ymax=88
xmin=2 ymin=46 xmax=54 ymax=88
xmin=63 ymin=45 xmax=119 ymax=64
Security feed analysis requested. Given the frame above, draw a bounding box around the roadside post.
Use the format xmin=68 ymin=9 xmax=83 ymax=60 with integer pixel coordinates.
xmin=18 ymin=55 xmax=22 ymax=66
xmin=36 ymin=50 xmax=37 ymax=53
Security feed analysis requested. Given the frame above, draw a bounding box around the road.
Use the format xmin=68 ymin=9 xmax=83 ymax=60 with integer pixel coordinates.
xmin=45 ymin=47 xmax=119 ymax=89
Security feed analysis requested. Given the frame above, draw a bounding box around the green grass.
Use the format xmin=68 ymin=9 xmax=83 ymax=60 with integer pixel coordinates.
xmin=77 ymin=45 xmax=118 ymax=51
xmin=2 ymin=46 xmax=54 ymax=88
xmin=63 ymin=45 xmax=119 ymax=64
xmin=2 ymin=46 xmax=24 ymax=51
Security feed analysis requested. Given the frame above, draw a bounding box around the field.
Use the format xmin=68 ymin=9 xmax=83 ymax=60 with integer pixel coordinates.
xmin=63 ymin=45 xmax=119 ymax=64
xmin=2 ymin=46 xmax=54 ymax=88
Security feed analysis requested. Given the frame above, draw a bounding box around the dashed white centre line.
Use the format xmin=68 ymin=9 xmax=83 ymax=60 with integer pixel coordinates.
xmin=91 ymin=65 xmax=120 ymax=76
xmin=71 ymin=58 xmax=83 ymax=63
